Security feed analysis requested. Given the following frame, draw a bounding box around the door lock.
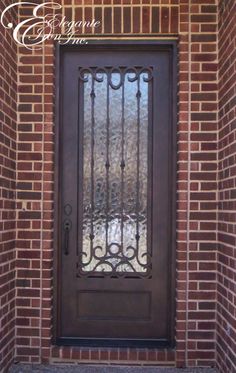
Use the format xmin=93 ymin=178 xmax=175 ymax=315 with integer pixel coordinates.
xmin=63 ymin=219 xmax=72 ymax=255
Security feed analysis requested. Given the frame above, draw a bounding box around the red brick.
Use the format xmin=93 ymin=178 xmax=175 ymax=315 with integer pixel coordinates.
xmin=2 ymin=1 xmax=233 ymax=372
xmin=133 ymin=7 xmax=141 ymax=33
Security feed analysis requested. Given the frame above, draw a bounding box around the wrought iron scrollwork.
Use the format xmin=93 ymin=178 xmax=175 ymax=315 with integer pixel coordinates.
xmin=77 ymin=66 xmax=153 ymax=278
xmin=78 ymin=66 xmax=153 ymax=87
xmin=77 ymin=243 xmax=152 ymax=277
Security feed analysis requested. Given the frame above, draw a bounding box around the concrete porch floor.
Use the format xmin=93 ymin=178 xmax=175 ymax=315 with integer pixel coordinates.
xmin=9 ymin=364 xmax=217 ymax=373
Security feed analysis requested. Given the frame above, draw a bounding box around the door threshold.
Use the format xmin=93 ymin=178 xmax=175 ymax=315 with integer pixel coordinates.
xmin=56 ymin=337 xmax=173 ymax=348
xmin=9 ymin=363 xmax=218 ymax=373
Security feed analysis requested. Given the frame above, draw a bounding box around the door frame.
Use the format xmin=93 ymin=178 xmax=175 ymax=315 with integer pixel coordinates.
xmin=53 ymin=40 xmax=177 ymax=348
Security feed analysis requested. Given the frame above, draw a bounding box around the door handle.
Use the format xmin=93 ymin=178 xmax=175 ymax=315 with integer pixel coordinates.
xmin=63 ymin=219 xmax=72 ymax=255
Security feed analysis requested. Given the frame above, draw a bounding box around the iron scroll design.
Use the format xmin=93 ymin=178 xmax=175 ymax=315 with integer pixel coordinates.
xmin=78 ymin=66 xmax=153 ymax=87
xmin=77 ymin=243 xmax=152 ymax=278
xmin=77 ymin=66 xmax=153 ymax=278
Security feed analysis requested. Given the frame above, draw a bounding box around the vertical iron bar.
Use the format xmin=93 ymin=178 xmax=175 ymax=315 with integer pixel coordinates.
xmin=105 ymin=72 xmax=110 ymax=251
xmin=90 ymin=74 xmax=95 ymax=255
xmin=121 ymin=73 xmax=125 ymax=251
xmin=136 ymin=73 xmax=141 ymax=253
xmin=147 ymin=72 xmax=153 ymax=268
xmin=77 ymin=76 xmax=84 ymax=258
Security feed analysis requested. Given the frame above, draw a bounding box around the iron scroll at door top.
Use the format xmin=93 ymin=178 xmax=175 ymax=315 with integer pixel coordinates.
xmin=78 ymin=66 xmax=154 ymax=89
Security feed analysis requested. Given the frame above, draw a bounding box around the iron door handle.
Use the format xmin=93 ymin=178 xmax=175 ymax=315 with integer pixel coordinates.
xmin=63 ymin=220 xmax=72 ymax=255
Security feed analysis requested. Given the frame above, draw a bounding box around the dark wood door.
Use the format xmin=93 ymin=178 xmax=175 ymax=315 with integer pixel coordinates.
xmin=56 ymin=43 xmax=176 ymax=347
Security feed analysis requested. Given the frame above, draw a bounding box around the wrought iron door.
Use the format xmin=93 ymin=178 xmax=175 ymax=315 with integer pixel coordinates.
xmin=56 ymin=43 xmax=176 ymax=347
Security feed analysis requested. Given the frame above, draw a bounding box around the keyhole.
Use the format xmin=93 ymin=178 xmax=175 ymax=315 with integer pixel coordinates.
xmin=64 ymin=219 xmax=72 ymax=231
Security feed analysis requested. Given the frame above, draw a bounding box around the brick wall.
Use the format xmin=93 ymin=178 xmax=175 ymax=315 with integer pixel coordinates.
xmin=217 ymin=0 xmax=236 ymax=372
xmin=4 ymin=1 xmax=236 ymax=372
xmin=5 ymin=0 xmax=236 ymax=372
xmin=14 ymin=0 xmax=219 ymax=369
xmin=184 ymin=0 xmax=218 ymax=366
xmin=0 ymin=1 xmax=17 ymax=372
